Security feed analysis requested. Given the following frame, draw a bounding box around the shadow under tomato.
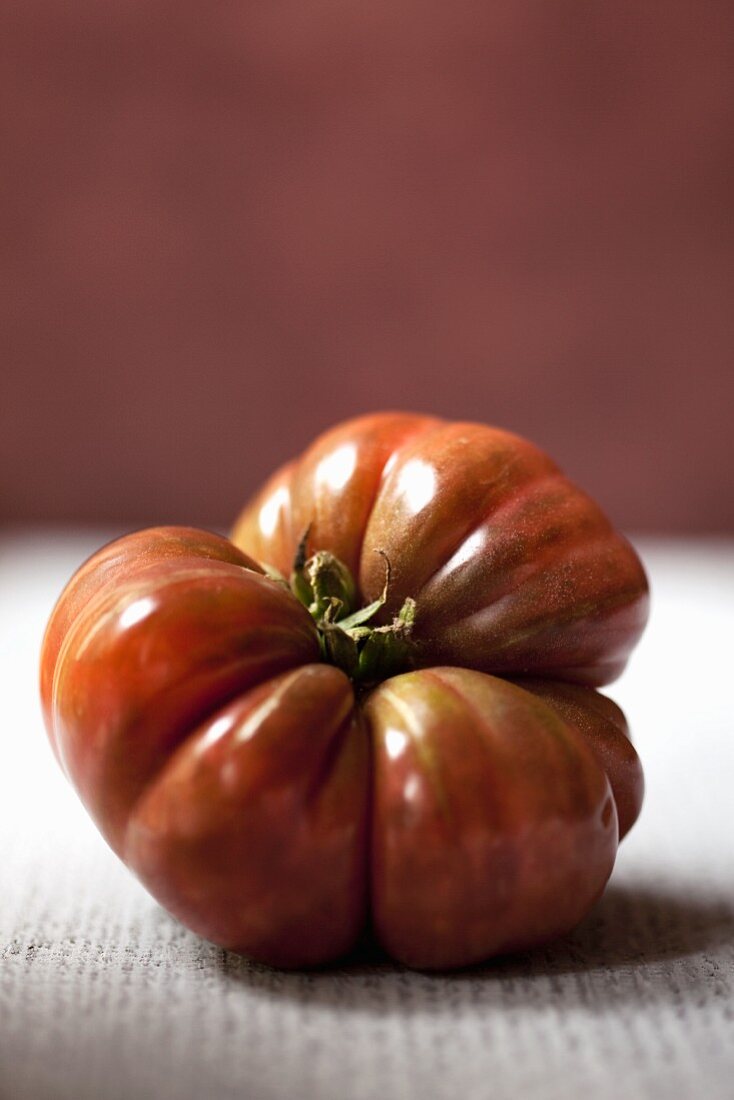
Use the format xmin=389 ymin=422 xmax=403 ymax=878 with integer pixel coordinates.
xmin=208 ymin=881 xmax=734 ymax=1011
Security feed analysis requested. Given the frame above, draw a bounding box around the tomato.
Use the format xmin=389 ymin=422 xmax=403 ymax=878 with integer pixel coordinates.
xmin=41 ymin=414 xmax=647 ymax=969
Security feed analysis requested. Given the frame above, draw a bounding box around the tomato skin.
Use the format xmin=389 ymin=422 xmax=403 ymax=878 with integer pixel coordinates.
xmin=40 ymin=526 xmax=263 ymax=760
xmin=42 ymin=528 xmax=319 ymax=853
xmin=366 ymin=669 xmax=620 ymax=970
xmin=232 ymin=412 xmax=441 ymax=579
xmin=233 ymin=413 xmax=649 ymax=687
xmin=126 ymin=665 xmax=369 ymax=968
xmin=512 ymin=678 xmax=644 ymax=841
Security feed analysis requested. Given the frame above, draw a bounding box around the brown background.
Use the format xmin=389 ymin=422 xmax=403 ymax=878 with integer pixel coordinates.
xmin=2 ymin=2 xmax=732 ymax=532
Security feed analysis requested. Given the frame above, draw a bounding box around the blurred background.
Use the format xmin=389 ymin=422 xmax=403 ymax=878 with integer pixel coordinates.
xmin=1 ymin=1 xmax=732 ymax=533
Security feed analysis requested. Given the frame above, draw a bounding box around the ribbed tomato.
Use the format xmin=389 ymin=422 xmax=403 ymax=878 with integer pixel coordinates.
xmin=41 ymin=414 xmax=647 ymax=969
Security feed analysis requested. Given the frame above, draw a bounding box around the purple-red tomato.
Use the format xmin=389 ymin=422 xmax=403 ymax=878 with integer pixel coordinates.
xmin=41 ymin=413 xmax=648 ymax=969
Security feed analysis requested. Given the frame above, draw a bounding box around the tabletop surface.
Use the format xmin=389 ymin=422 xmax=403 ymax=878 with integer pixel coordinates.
xmin=1 ymin=529 xmax=732 ymax=1100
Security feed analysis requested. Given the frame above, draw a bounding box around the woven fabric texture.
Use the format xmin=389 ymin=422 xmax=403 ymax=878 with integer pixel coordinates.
xmin=1 ymin=532 xmax=732 ymax=1100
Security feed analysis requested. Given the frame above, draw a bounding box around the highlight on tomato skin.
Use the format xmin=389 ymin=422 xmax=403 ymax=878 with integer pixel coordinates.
xmin=39 ymin=413 xmax=648 ymax=970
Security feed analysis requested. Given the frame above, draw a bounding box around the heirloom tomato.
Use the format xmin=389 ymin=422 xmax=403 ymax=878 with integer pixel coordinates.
xmin=41 ymin=413 xmax=647 ymax=969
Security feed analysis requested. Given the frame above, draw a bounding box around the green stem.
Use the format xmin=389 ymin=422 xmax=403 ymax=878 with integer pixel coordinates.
xmin=287 ymin=533 xmax=416 ymax=684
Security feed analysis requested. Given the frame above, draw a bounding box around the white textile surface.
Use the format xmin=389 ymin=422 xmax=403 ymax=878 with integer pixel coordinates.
xmin=1 ymin=529 xmax=732 ymax=1100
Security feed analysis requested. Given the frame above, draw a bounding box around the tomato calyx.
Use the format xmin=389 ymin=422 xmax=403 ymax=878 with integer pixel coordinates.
xmin=321 ymin=586 xmax=416 ymax=685
xmin=271 ymin=529 xmax=417 ymax=684
xmin=289 ymin=528 xmax=358 ymax=622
